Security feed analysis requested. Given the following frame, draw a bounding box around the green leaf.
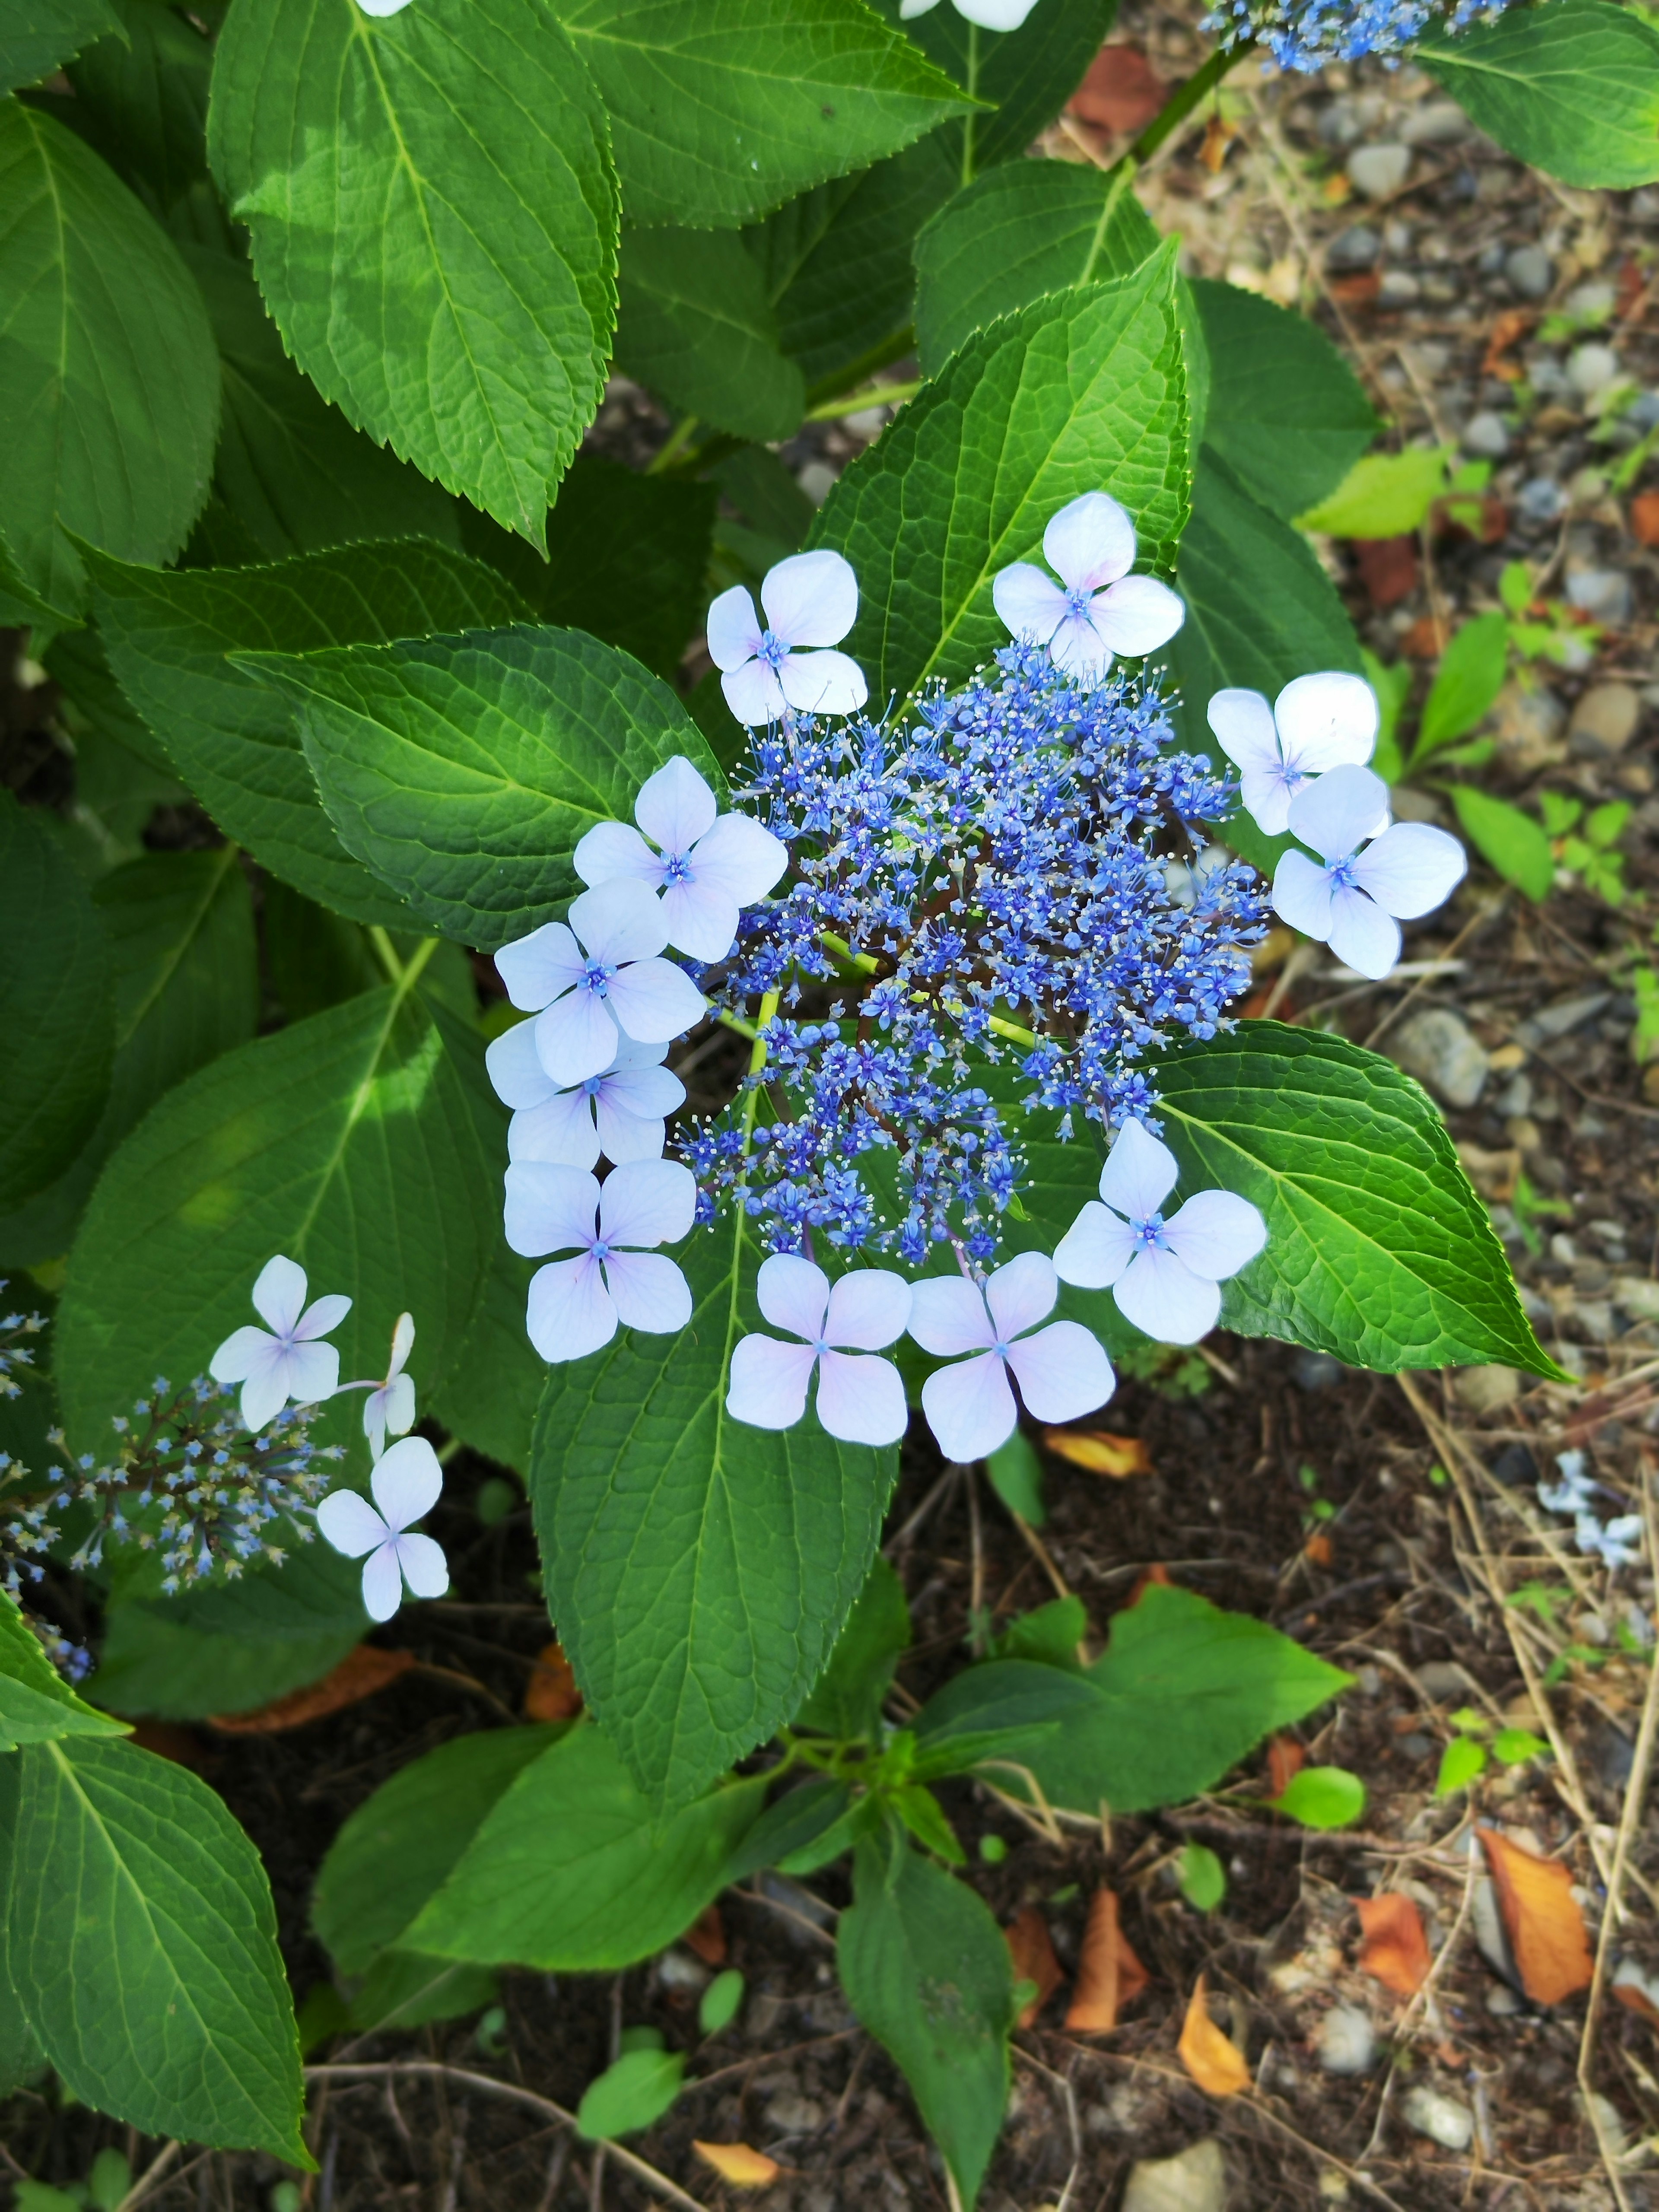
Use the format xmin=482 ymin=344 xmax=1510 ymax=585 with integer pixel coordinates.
xmin=1449 ymin=784 xmax=1555 ymax=903
xmin=995 ymin=1595 xmax=1084 ymax=1670
xmin=208 ymin=0 xmax=619 ymax=545
xmin=1421 ymin=0 xmax=1659 ymax=189
xmin=556 ymin=0 xmax=972 ymax=231
xmin=55 ymin=980 xmax=500 ymax=1451
xmin=250 ymin=624 xmax=725 ymax=949
xmin=699 ymin=1967 xmax=744 ymax=2034
xmin=794 ymin=1553 xmax=911 ymax=1741
xmin=577 ymin=2048 xmax=686 ymax=2141
xmin=86 ymin=539 xmax=524 ymax=926
xmin=1191 ymin=279 xmax=1378 ymax=522
xmin=914 ymin=161 xmax=1157 ymax=378
xmin=1493 ymin=1726 xmax=1548 ymax=1765
xmin=1154 ymin=1021 xmax=1557 ymax=1376
xmin=1 ymin=0 xmax=119 ymax=93
xmin=313 ymin=1725 xmax=564 ymax=1973
xmin=88 ymin=1546 xmax=368 ymax=1720
xmin=0 ymin=99 xmax=219 ymax=610
xmin=983 ymin=1429 xmax=1045 ymax=1526
xmin=345 ymin=1950 xmax=498 ymax=2034
xmin=870 ymin=0 xmax=1118 ymax=175
xmin=725 ymin=1775 xmax=852 ymax=1880
xmin=404 ymin=1724 xmax=765 ymax=1967
xmin=1416 ymin=611 xmax=1507 ymax=760
xmin=6 ymin=1735 xmax=305 ymax=2158
xmin=534 ymin=1209 xmax=899 ymax=1810
xmin=838 ymin=1835 xmax=1012 ymax=2211
xmin=0 ymin=1591 xmax=128 ymax=1751
xmin=813 ymin=247 xmax=1189 ymax=705
xmin=0 ymin=793 xmax=112 ymax=1213
xmin=615 ymin=227 xmax=805 ymax=442
xmin=1271 ymin=1764 xmax=1366 ymax=1830
xmin=1178 ymin=1840 xmax=1225 ymax=1911
xmin=60 ymin=0 xmax=210 ymax=210
xmin=1298 ymin=447 xmax=1448 ymax=539
xmin=915 ymin=1584 xmax=1351 ymax=1816
xmin=1435 ymin=1734 xmax=1487 ymax=1796
xmin=430 ymin=1237 xmax=545 ymax=1475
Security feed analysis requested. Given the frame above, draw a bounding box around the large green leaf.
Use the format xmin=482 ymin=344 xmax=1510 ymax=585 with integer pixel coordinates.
xmin=61 ymin=0 xmax=211 ymax=210
xmin=869 ymin=0 xmax=1119 ymax=176
xmin=1 ymin=0 xmax=118 ymax=93
xmin=0 ymin=99 xmax=219 ymax=609
xmin=1154 ymin=1021 xmax=1556 ymax=1375
xmin=838 ymin=1835 xmax=1011 ymax=2212
xmin=0 ymin=794 xmax=112 ymax=1214
xmin=430 ymin=1232 xmax=544 ymax=1474
xmin=914 ymin=160 xmax=1157 ymax=376
xmin=813 ymin=245 xmax=1187 ymax=704
xmin=5 ymin=1735 xmax=305 ymax=2157
xmin=1190 ymin=279 xmax=1377 ymax=522
xmin=616 ymin=227 xmax=804 ymax=442
xmin=914 ymin=1583 xmax=1349 ymax=1816
xmin=208 ymin=0 xmax=619 ymax=544
xmin=86 ymin=540 xmax=524 ymax=925
xmin=55 ymin=979 xmax=500 ymax=1451
xmin=404 ymin=1723 xmax=765 ymax=1965
xmin=0 ymin=1592 xmax=128 ymax=1752
xmin=248 ymin=625 xmax=726 ymax=949
xmin=556 ymin=0 xmax=972 ymax=229
xmin=1422 ymin=0 xmax=1659 ymax=190
xmin=793 ymin=1553 xmax=910 ymax=1741
xmin=533 ymin=1208 xmax=899 ymax=1809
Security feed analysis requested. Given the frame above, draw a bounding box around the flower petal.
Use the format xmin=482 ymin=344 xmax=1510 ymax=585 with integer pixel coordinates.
xmin=687 ymin=812 xmax=789 ymax=907
xmin=236 ymin=1350 xmax=292 ymax=1434
xmin=391 ymin=1530 xmax=449 ymax=1601
xmin=283 ymin=1340 xmax=340 ymax=1407
xmin=1236 ymin=766 xmax=1297 ymax=839
xmin=251 ymin=1254 xmax=307 ymax=1336
xmin=527 ymin=1254 xmax=616 ymax=1363
xmin=1090 ymin=574 xmax=1185 ymax=657
xmin=317 ymin=1489 xmax=389 ymax=1559
xmin=907 ymin=1275 xmax=995 ymax=1358
xmin=985 ymin=1250 xmax=1058 ymax=1344
xmin=486 ymin=1017 xmax=555 ymax=1111
xmin=1271 ymin=847 xmax=1335 ymax=942
xmin=605 ymin=957 xmax=707 ymax=1046
xmin=601 ymin=1250 xmax=693 ymax=1335
xmin=635 ymin=755 xmax=719 ymax=857
xmin=1206 ymin=687 xmax=1280 ymax=778
xmin=570 ymin=877 xmax=669 ymax=966
xmin=359 ymin=1543 xmax=404 ymax=1623
xmin=706 ymin=585 xmax=764 ymax=671
xmin=604 ymin=1054 xmax=684 ymax=1118
xmin=815 ymin=1350 xmax=910 ymax=1446
xmin=572 ymin=820 xmax=661 ymax=891
xmin=378 ymin=1370 xmax=417 ymax=1439
xmin=722 ymin=660 xmax=787 ymax=727
xmin=1351 ymin=821 xmax=1466 ymax=920
xmin=922 ymin=1352 xmax=1017 ymax=1462
xmin=371 ymin=1433 xmax=443 ymax=1532
xmin=755 ymin=1252 xmax=830 ymax=1341
xmin=210 ymin=1324 xmax=276 ymax=1386
xmin=1286 ymin=762 xmax=1389 ymax=864
xmin=1048 ymin=608 xmax=1112 ymax=676
xmin=1052 ymin=1199 xmax=1140 ymax=1290
xmin=1325 ymin=884 xmax=1401 ymax=980
xmin=535 ymin=989 xmax=619 ymax=1087
xmin=1042 ymin=491 xmax=1136 ymax=594
xmin=295 ymin=1293 xmax=351 ymax=1341
xmin=503 ymin=1161 xmax=600 ymax=1259
xmin=598 ymin=1157 xmax=696 ymax=1249
xmin=898 ymin=0 xmax=939 ymax=13
xmin=1096 ymin=1116 xmax=1179 ymax=1222
xmin=727 ymin=1333 xmax=818 ymax=1429
xmin=760 ymin=548 xmax=858 ymax=648
xmin=591 ymin=1097 xmax=666 ymax=1166
xmin=991 ymin=562 xmax=1066 ymax=645
xmin=658 ymin=878 xmax=743 ymax=964
xmin=1112 ymin=1248 xmax=1220 ymax=1345
xmin=777 ymin=648 xmax=868 ymax=718
xmin=1273 ymin=670 xmax=1378 ymax=773
xmin=495 ymin=922 xmax=584 ymax=1012
xmin=509 ymin=1089 xmax=601 ymax=1170
xmin=824 ymin=1268 xmax=912 ymax=1351
xmin=1004 ymin=1319 xmax=1116 ymax=1422
xmin=953 ymin=0 xmax=1040 ymax=25
xmin=1161 ymin=1189 xmax=1267 ymax=1282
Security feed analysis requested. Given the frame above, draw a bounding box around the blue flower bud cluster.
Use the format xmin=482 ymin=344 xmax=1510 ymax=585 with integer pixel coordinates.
xmin=1205 ymin=0 xmax=1515 ymax=70
xmin=680 ymin=645 xmax=1267 ymax=1265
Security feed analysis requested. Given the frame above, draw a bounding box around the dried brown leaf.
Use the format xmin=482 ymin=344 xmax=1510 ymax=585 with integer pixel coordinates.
xmin=1042 ymin=1427 xmax=1153 ymax=1478
xmin=1357 ymin=1892 xmax=1431 ymax=1999
xmin=1478 ymin=1827 xmax=1593 ymax=2005
xmin=209 ymin=1645 xmax=415 ymax=1733
xmin=684 ymin=1904 xmax=727 ymax=1968
xmin=1005 ymin=1906 xmax=1064 ymax=2028
xmin=1065 ymin=1889 xmax=1148 ymax=2034
xmin=1266 ymin=1736 xmax=1306 ymax=1799
xmin=1067 ymin=43 xmax=1166 ymax=135
xmin=1633 ymin=492 xmax=1659 ymax=550
xmin=523 ymin=1640 xmax=583 ymax=1723
xmin=1178 ymin=1974 xmax=1250 ymax=2097
xmin=693 ymin=2142 xmax=782 ymax=2187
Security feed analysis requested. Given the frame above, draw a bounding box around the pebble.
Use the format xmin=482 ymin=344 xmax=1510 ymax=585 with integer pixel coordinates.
xmin=1505 ymin=244 xmax=1554 ymax=300
xmin=1292 ymin=1349 xmax=1345 ymax=1392
xmin=1452 ymin=1364 xmax=1521 ymax=1414
xmin=1402 ymin=99 xmax=1469 ymax=145
xmin=655 ymin=1948 xmax=708 ymax=1993
xmin=765 ymin=2091 xmax=826 ymax=2133
xmin=1489 ymin=1441 xmax=1539 ymax=1487
xmin=1494 ymin=683 xmax=1567 ymax=771
xmin=1515 ymin=477 xmax=1566 ymax=527
xmin=1418 ymin=1660 xmax=1471 ymax=1700
xmin=1630 ymin=390 xmax=1659 ymax=432
xmin=1461 ymin=409 xmax=1510 ymax=458
xmin=796 ymin=460 xmax=838 ymax=506
xmin=1565 ymin=281 xmax=1617 ymax=322
xmin=1378 ymin=270 xmax=1421 ymax=307
xmin=1615 ymin=1276 xmax=1659 ymax=1322
xmin=1565 ymin=568 xmax=1633 ymax=625
xmin=1402 ymin=2087 xmax=1475 ymax=2152
xmin=1486 ymin=1983 xmax=1523 ymax=2016
xmin=1348 ymin=142 xmax=1411 ymax=199
xmin=1122 ymin=2139 xmax=1227 ymax=2212
xmin=1568 ymin=343 xmax=1621 ymax=397
xmin=1318 ymin=2006 xmax=1377 ymax=2076
xmin=1390 ymin=1007 xmax=1490 ymax=1108
xmin=1569 ymin=681 xmax=1642 ymax=757
xmin=1327 ymin=224 xmax=1381 ymax=272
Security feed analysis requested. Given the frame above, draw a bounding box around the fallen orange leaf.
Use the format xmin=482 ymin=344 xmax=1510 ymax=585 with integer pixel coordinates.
xmin=1067 ymin=43 xmax=1167 ymax=136
xmin=210 ymin=1646 xmax=415 ymax=1733
xmin=524 ymin=1640 xmax=583 ymax=1723
xmin=1357 ymin=1892 xmax=1431 ymax=1999
xmin=1633 ymin=491 xmax=1659 ymax=551
xmin=684 ymin=1904 xmax=728 ymax=1968
xmin=1266 ymin=1736 xmax=1306 ymax=1799
xmin=1042 ymin=1427 xmax=1153 ymax=1478
xmin=1006 ymin=1906 xmax=1064 ymax=2028
xmin=1482 ymin=308 xmax=1533 ymax=381
xmin=1178 ymin=1974 xmax=1250 ymax=2097
xmin=1303 ymin=1532 xmax=1333 ymax=1569
xmin=1199 ymin=113 xmax=1238 ymax=172
xmin=693 ymin=2142 xmax=781 ymax=2187
xmin=1478 ymin=1828 xmax=1593 ymax=2005
xmin=1127 ymin=1563 xmax=1173 ymax=1606
xmin=1065 ymin=1888 xmax=1149 ymax=2034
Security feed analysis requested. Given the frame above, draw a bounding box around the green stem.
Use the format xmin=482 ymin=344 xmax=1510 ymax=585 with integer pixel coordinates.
xmin=740 ymin=990 xmax=781 ymax=1159
xmin=367 ymin=926 xmax=405 ymax=984
xmin=646 ymin=415 xmax=701 ymax=474
xmin=802 ymin=379 xmax=923 ymax=425
xmin=1126 ymin=38 xmax=1253 ymax=167
xmin=817 ymin=930 xmax=1038 ymax=1046
xmin=804 ymin=327 xmax=917 ymax=413
xmin=716 ymin=1007 xmax=760 ymax=1043
xmin=960 ymin=22 xmax=979 ymax=187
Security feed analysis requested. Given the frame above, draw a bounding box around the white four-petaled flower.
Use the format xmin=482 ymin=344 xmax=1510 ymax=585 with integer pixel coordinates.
xmin=362 ymin=1312 xmax=416 ymax=1462
xmin=907 ymin=1252 xmax=1114 ymax=1462
xmin=1053 ymin=1120 xmax=1267 ymax=1345
xmin=504 ymin=1157 xmax=696 ymax=1363
xmin=494 ymin=878 xmax=706 ymax=1088
xmin=992 ymin=491 xmax=1185 ymax=678
xmin=707 ymin=550 xmax=868 ymax=727
xmin=1272 ymin=764 xmax=1467 ymax=981
xmin=317 ymin=1435 xmax=448 ymax=1623
xmin=487 ymin=1020 xmax=684 ymax=1172
xmin=1207 ymin=671 xmax=1380 ymax=838
xmin=209 ymin=1255 xmax=351 ymax=1432
xmin=727 ymin=1257 xmax=912 ymax=1447
xmin=900 ymin=0 xmax=1041 ymax=26
xmin=573 ymin=756 xmax=788 ymax=963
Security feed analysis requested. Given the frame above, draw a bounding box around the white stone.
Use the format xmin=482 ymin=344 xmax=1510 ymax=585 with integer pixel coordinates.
xmin=796 ymin=460 xmax=838 ymax=506
xmin=1462 ymin=410 xmax=1510 ymax=458
xmin=1122 ymin=2139 xmax=1227 ymax=2212
xmin=1318 ymin=2005 xmax=1377 ymax=2075
xmin=1348 ymin=143 xmax=1411 ymax=199
xmin=1391 ymin=1008 xmax=1489 ymax=1109
xmin=1402 ymin=2087 xmax=1475 ymax=2152
xmin=1570 ymin=682 xmax=1642 ymax=756
xmin=1568 ymin=343 xmax=1620 ymax=397
xmin=1402 ymin=100 xmax=1470 ymax=145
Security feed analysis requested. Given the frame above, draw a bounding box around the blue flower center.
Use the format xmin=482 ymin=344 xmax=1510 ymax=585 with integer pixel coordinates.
xmin=1062 ymin=586 xmax=1096 ymax=620
xmin=756 ymin=630 xmax=790 ymax=672
xmin=1130 ymin=1212 xmax=1168 ymax=1252
xmin=811 ymin=1337 xmax=830 ymax=1357
xmin=591 ymin=1239 xmax=611 ymax=1263
xmin=1327 ymin=855 xmax=1359 ymax=891
xmin=664 ymin=851 xmax=694 ymax=885
xmin=580 ymin=958 xmax=616 ymax=997
xmin=582 ymin=1075 xmax=604 ymax=1098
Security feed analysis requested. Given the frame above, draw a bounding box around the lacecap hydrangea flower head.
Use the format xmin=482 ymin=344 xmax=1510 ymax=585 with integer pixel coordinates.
xmin=1203 ymin=0 xmax=1520 ymax=72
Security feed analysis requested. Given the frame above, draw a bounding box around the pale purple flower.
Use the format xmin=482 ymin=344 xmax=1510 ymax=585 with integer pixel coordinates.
xmin=1207 ymin=671 xmax=1380 ymax=838
xmin=907 ymin=1252 xmax=1114 ymax=1462
xmin=1578 ymin=1513 xmax=1643 ymax=1569
xmin=992 ymin=491 xmax=1184 ymax=678
xmin=1538 ymin=1449 xmax=1594 ymax=1516
xmin=1273 ymin=763 xmax=1466 ymax=981
xmin=726 ymin=1257 xmax=912 ymax=1447
xmin=503 ymin=1158 xmax=695 ymax=1363
xmin=363 ymin=1312 xmax=416 ymax=1462
xmin=1052 ymin=1120 xmax=1266 ymax=1345
xmin=209 ymin=1255 xmax=351 ymax=1433
xmin=494 ymin=878 xmax=706 ymax=1088
xmin=900 ymin=0 xmax=1039 ymax=25
xmin=572 ymin=756 xmax=788 ymax=963
xmin=317 ymin=1435 xmax=448 ymax=1623
xmin=487 ymin=1020 xmax=683 ymax=1171
xmin=706 ymin=550 xmax=868 ymax=726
